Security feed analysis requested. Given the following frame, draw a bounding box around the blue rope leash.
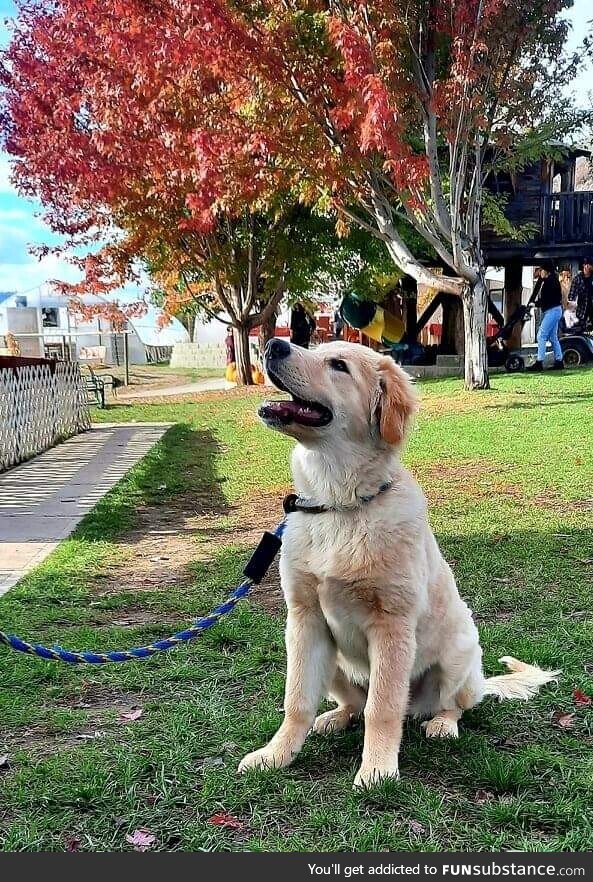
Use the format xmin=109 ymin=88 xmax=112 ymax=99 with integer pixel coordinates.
xmin=0 ymin=520 xmax=286 ymax=665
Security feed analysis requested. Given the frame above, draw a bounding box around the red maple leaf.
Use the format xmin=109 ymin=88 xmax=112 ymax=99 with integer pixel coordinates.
xmin=573 ymin=689 xmax=593 ymax=706
xmin=208 ymin=812 xmax=245 ymax=831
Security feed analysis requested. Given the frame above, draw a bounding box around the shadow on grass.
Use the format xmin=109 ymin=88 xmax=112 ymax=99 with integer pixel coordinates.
xmin=76 ymin=423 xmax=230 ymax=542
xmin=484 ymin=390 xmax=593 ymax=410
xmin=0 ymin=424 xmax=232 ymax=625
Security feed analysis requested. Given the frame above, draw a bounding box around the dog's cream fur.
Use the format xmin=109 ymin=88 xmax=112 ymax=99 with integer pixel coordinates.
xmin=239 ymin=341 xmax=558 ymax=787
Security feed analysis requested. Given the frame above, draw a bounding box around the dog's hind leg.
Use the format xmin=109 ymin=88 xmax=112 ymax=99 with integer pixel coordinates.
xmin=421 ymin=707 xmax=463 ymax=738
xmin=422 ymin=646 xmax=484 ymax=740
xmin=313 ymin=667 xmax=366 ymax=735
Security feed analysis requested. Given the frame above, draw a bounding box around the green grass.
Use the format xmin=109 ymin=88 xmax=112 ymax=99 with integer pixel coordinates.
xmin=1 ymin=368 xmax=593 ymax=852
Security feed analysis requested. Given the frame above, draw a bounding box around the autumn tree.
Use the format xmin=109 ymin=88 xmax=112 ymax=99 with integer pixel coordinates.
xmin=149 ymin=204 xmax=380 ymax=367
xmin=0 ymin=2 xmax=281 ymax=382
xmin=139 ymin=0 xmax=583 ymax=389
xmin=0 ymin=2 xmax=315 ymax=382
xmin=139 ymin=210 xmax=289 ymax=384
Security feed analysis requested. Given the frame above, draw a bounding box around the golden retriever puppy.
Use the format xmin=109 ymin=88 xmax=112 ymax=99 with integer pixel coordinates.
xmin=239 ymin=339 xmax=558 ymax=787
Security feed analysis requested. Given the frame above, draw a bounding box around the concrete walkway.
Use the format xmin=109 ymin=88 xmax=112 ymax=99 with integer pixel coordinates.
xmin=118 ymin=377 xmax=234 ymax=400
xmin=0 ymin=423 xmax=170 ymax=597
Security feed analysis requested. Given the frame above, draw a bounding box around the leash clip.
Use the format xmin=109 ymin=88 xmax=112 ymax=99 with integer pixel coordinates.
xmin=283 ymin=493 xmax=299 ymax=514
xmin=283 ymin=493 xmax=327 ymax=515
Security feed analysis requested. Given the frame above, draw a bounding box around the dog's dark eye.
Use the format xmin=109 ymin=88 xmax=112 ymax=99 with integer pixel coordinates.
xmin=329 ymin=358 xmax=349 ymax=374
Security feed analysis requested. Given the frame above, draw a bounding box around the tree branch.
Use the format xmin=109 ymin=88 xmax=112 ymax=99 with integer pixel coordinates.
xmin=369 ymin=186 xmax=464 ymax=294
xmin=248 ymin=275 xmax=285 ymax=328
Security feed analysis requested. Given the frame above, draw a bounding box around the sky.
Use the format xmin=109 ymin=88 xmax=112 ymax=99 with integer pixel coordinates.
xmin=0 ymin=0 xmax=87 ymax=296
xmin=0 ymin=0 xmax=592 ymax=298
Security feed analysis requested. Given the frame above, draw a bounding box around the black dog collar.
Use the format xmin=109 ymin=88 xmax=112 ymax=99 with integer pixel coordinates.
xmin=283 ymin=481 xmax=393 ymax=515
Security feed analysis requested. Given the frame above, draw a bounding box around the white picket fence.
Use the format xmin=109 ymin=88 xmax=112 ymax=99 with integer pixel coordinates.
xmin=0 ymin=361 xmax=91 ymax=472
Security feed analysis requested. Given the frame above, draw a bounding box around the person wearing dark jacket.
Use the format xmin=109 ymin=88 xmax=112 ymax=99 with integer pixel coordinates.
xmin=290 ymin=303 xmax=315 ymax=349
xmin=527 ymin=261 xmax=564 ymax=371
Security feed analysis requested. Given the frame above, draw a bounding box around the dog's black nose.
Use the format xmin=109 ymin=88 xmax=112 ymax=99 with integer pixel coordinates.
xmin=265 ymin=338 xmax=291 ymax=361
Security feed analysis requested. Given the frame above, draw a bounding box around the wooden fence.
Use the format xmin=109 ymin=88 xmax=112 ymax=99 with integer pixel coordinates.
xmin=0 ymin=359 xmax=91 ymax=472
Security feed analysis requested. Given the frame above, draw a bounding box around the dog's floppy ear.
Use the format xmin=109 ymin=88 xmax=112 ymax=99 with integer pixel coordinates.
xmin=373 ymin=356 xmax=419 ymax=445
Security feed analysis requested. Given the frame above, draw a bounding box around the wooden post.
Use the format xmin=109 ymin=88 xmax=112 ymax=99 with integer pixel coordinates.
xmin=400 ymin=276 xmax=418 ymax=340
xmin=504 ymin=259 xmax=524 ymax=350
xmin=123 ymin=332 xmax=130 ymax=386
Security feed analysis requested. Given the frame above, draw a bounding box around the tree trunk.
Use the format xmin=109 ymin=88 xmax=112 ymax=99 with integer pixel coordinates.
xmin=234 ymin=325 xmax=253 ymax=385
xmin=258 ymin=306 xmax=278 ymax=357
xmin=462 ymin=277 xmax=490 ymax=390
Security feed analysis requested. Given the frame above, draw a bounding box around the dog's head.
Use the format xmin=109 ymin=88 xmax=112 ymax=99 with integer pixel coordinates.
xmin=259 ymin=338 xmax=418 ymax=448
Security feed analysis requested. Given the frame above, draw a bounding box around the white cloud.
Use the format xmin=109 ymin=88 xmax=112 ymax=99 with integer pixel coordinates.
xmin=0 ymin=251 xmax=82 ymax=294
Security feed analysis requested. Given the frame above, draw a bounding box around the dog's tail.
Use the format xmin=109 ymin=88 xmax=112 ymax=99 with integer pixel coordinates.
xmin=483 ymin=656 xmax=560 ymax=701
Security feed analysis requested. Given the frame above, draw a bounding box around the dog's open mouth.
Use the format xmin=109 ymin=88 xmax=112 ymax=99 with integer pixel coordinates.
xmin=259 ymin=368 xmax=333 ymax=428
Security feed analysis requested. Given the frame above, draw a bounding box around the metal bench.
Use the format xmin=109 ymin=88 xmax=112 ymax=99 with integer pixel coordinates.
xmin=80 ymin=365 xmax=106 ymax=408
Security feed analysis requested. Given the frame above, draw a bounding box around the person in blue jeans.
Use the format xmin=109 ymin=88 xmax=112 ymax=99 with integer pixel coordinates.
xmin=527 ymin=261 xmax=564 ymax=371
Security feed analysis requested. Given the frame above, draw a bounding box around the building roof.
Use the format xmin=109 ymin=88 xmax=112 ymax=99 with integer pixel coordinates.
xmin=547 ymin=140 xmax=591 ymax=158
xmin=128 ymin=307 xmax=189 ymax=348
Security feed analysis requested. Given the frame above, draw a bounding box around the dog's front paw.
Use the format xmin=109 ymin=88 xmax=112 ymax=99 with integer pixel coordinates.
xmin=238 ymin=746 xmax=290 ymax=773
xmin=353 ymin=763 xmax=400 ymax=789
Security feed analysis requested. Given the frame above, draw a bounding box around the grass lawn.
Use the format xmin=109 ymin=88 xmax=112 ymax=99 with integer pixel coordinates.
xmin=1 ymin=368 xmax=593 ymax=852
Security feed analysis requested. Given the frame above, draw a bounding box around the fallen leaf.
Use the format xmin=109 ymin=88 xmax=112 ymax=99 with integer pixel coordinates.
xmin=126 ymin=829 xmax=156 ymax=851
xmin=551 ymin=710 xmax=576 ymax=729
xmin=208 ymin=812 xmax=245 ymax=831
xmin=408 ymin=820 xmax=426 ymax=836
xmin=0 ymin=755 xmax=10 ymax=771
xmin=573 ymin=689 xmax=593 ymax=706
xmin=65 ymin=836 xmax=81 ymax=852
xmin=120 ymin=707 xmax=143 ymax=722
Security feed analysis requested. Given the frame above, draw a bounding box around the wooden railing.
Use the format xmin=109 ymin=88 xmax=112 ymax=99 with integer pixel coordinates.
xmin=541 ymin=191 xmax=593 ymax=244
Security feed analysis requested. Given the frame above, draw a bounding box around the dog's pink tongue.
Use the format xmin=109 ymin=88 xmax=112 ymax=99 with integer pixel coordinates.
xmin=261 ymin=400 xmax=325 ymax=426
